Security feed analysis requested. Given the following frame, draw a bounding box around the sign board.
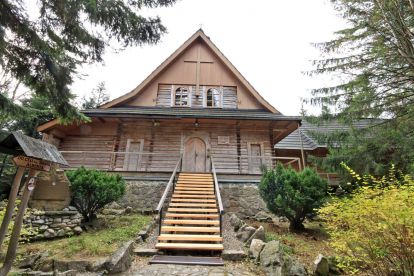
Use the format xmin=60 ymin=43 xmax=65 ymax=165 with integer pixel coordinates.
xmin=218 ymin=136 xmax=230 ymax=145
xmin=12 ymin=156 xmax=51 ymax=172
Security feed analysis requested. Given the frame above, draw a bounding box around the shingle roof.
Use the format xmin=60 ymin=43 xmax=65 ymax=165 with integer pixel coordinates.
xmin=275 ymin=119 xmax=383 ymax=150
xmin=83 ymin=107 xmax=301 ymax=121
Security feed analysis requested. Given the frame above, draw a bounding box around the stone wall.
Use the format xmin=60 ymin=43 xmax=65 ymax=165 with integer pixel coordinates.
xmin=23 ymin=207 xmax=83 ymax=240
xmin=117 ymin=180 xmax=167 ymax=211
xmin=116 ymin=180 xmax=268 ymax=218
xmin=220 ymin=183 xmax=268 ymax=219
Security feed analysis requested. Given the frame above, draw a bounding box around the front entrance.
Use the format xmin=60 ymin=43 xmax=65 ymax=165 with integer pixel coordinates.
xmin=183 ymin=137 xmax=206 ymax=172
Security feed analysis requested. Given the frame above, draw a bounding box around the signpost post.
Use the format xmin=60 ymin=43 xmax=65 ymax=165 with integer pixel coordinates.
xmin=0 ymin=132 xmax=67 ymax=276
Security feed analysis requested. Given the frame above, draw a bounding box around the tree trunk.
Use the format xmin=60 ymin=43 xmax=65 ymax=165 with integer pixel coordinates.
xmin=0 ymin=166 xmax=25 ymax=251
xmin=0 ymin=170 xmax=37 ymax=276
xmin=289 ymin=219 xmax=305 ymax=232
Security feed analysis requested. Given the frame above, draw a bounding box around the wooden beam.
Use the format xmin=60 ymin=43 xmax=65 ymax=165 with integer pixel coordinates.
xmin=0 ymin=167 xmax=25 ymax=251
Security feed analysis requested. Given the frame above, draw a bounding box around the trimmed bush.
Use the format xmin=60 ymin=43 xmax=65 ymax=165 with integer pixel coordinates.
xmin=259 ymin=164 xmax=327 ymax=231
xmin=319 ymin=165 xmax=414 ymax=275
xmin=66 ymin=167 xmax=126 ymax=222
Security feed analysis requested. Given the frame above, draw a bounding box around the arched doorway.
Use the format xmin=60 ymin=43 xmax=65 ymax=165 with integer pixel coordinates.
xmin=183 ymin=137 xmax=206 ymax=172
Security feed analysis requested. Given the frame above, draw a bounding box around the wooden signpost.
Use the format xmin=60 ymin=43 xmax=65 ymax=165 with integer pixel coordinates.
xmin=0 ymin=132 xmax=68 ymax=276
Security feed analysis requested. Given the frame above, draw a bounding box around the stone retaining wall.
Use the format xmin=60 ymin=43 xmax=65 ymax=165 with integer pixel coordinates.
xmin=23 ymin=207 xmax=83 ymax=240
xmin=117 ymin=180 xmax=167 ymax=212
xmin=117 ymin=180 xmax=268 ymax=218
xmin=220 ymin=183 xmax=268 ymax=218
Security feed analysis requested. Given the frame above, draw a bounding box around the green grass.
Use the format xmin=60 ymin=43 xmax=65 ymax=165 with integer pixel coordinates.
xmin=19 ymin=214 xmax=151 ymax=259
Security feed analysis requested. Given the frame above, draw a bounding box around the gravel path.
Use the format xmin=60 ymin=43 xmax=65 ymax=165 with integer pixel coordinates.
xmin=122 ymin=257 xmax=264 ymax=276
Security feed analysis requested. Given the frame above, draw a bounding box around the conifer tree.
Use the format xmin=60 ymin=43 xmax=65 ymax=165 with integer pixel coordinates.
xmin=309 ymin=0 xmax=414 ymax=174
xmin=0 ymin=0 xmax=176 ymax=122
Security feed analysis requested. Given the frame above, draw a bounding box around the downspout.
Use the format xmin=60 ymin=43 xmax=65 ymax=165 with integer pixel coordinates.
xmin=298 ymin=123 xmax=306 ymax=169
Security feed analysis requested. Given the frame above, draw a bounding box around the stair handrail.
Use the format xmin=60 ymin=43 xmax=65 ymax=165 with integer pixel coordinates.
xmin=155 ymin=154 xmax=182 ymax=213
xmin=211 ymin=156 xmax=224 ymax=214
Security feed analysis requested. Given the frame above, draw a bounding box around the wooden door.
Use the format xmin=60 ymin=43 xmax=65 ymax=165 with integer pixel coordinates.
xmin=183 ymin=138 xmax=206 ymax=172
xmin=249 ymin=143 xmax=263 ymax=173
xmin=125 ymin=140 xmax=142 ymax=171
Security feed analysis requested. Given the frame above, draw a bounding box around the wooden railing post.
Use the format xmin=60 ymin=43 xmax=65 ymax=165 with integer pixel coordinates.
xmin=211 ymin=156 xmax=224 ymax=236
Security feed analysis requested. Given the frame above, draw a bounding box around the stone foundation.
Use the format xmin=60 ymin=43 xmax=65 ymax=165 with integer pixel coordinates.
xmin=117 ymin=180 xmax=167 ymax=211
xmin=117 ymin=180 xmax=268 ymax=218
xmin=220 ymin=183 xmax=268 ymax=219
xmin=23 ymin=207 xmax=83 ymax=240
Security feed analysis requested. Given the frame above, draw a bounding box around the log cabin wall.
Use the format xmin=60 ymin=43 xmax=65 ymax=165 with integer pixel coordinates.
xmin=56 ymin=119 xmax=274 ymax=174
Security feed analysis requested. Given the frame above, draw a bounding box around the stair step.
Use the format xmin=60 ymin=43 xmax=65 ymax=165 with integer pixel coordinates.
xmin=167 ymin=208 xmax=218 ymax=213
xmin=171 ymin=198 xmax=216 ymax=203
xmin=176 ymin=184 xmax=214 ymax=187
xmin=178 ymin=178 xmax=213 ymax=181
xmin=175 ymin=187 xmax=214 ymax=191
xmin=158 ymin=234 xmax=223 ymax=241
xmin=169 ymin=203 xmax=217 ymax=208
xmin=177 ymin=178 xmax=214 ymax=184
xmin=161 ymin=226 xmax=220 ymax=233
xmin=172 ymin=194 xmax=216 ymax=198
xmin=165 ymin=213 xmax=220 ymax=219
xmin=149 ymin=255 xmax=224 ymax=266
xmin=155 ymin=243 xmax=223 ymax=251
xmin=163 ymin=219 xmax=220 ymax=225
xmin=174 ymin=191 xmax=215 ymax=195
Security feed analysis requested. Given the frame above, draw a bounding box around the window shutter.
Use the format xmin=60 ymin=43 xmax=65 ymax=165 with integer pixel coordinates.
xmin=170 ymin=85 xmax=174 ymax=107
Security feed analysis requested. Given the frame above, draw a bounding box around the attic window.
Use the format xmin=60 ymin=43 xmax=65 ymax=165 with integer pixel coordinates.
xmin=206 ymin=88 xmax=221 ymax=108
xmin=174 ymin=87 xmax=189 ymax=106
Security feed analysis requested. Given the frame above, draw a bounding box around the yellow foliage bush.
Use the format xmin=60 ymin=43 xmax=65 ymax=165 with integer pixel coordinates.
xmin=319 ymin=164 xmax=414 ymax=275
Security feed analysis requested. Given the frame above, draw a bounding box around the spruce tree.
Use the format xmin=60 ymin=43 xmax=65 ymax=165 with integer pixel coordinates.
xmin=0 ymin=0 xmax=176 ymax=122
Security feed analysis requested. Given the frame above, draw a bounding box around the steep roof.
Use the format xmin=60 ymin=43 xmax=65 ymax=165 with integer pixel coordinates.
xmin=82 ymin=107 xmax=300 ymax=121
xmin=275 ymin=119 xmax=383 ymax=150
xmin=100 ymin=29 xmax=279 ymax=113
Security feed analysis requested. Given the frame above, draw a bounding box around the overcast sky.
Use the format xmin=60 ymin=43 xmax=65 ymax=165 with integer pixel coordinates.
xmin=72 ymin=0 xmax=346 ymax=116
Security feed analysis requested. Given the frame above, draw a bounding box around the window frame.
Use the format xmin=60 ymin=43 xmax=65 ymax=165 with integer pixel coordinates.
xmin=204 ymin=86 xmax=223 ymax=108
xmin=172 ymin=86 xmax=191 ymax=107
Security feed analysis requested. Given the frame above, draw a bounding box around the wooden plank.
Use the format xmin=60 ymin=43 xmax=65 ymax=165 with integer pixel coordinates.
xmin=175 ymin=187 xmax=214 ymax=191
xmin=173 ymin=191 xmax=215 ymax=195
xmin=163 ymin=219 xmax=220 ymax=225
xmin=169 ymin=203 xmax=217 ymax=208
xmin=165 ymin=213 xmax=219 ymax=219
xmin=167 ymin=208 xmax=218 ymax=213
xmin=171 ymin=198 xmax=216 ymax=203
xmin=175 ymin=185 xmax=214 ymax=188
xmin=172 ymin=194 xmax=215 ymax=198
xmin=158 ymin=234 xmax=223 ymax=242
xmin=155 ymin=243 xmax=224 ymax=251
xmin=161 ymin=226 xmax=220 ymax=233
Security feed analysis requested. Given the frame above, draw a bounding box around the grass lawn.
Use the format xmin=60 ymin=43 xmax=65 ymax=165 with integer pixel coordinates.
xmin=248 ymin=219 xmax=335 ymax=272
xmin=16 ymin=214 xmax=151 ymax=260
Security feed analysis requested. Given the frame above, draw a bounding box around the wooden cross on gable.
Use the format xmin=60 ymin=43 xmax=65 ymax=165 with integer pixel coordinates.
xmin=184 ymin=45 xmax=213 ymax=96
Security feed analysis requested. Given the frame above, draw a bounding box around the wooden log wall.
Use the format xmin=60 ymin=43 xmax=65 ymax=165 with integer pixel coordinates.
xmin=56 ymin=119 xmax=274 ymax=174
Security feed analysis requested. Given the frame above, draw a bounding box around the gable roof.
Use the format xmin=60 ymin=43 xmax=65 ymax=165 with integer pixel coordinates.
xmin=275 ymin=119 xmax=383 ymax=150
xmin=100 ymin=29 xmax=279 ymax=113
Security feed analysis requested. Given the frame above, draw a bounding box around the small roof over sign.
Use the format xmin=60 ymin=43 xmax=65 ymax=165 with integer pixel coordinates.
xmin=0 ymin=132 xmax=68 ymax=166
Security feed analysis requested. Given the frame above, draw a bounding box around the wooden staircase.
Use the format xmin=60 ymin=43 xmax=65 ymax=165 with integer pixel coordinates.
xmin=155 ymin=173 xmax=224 ymax=251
